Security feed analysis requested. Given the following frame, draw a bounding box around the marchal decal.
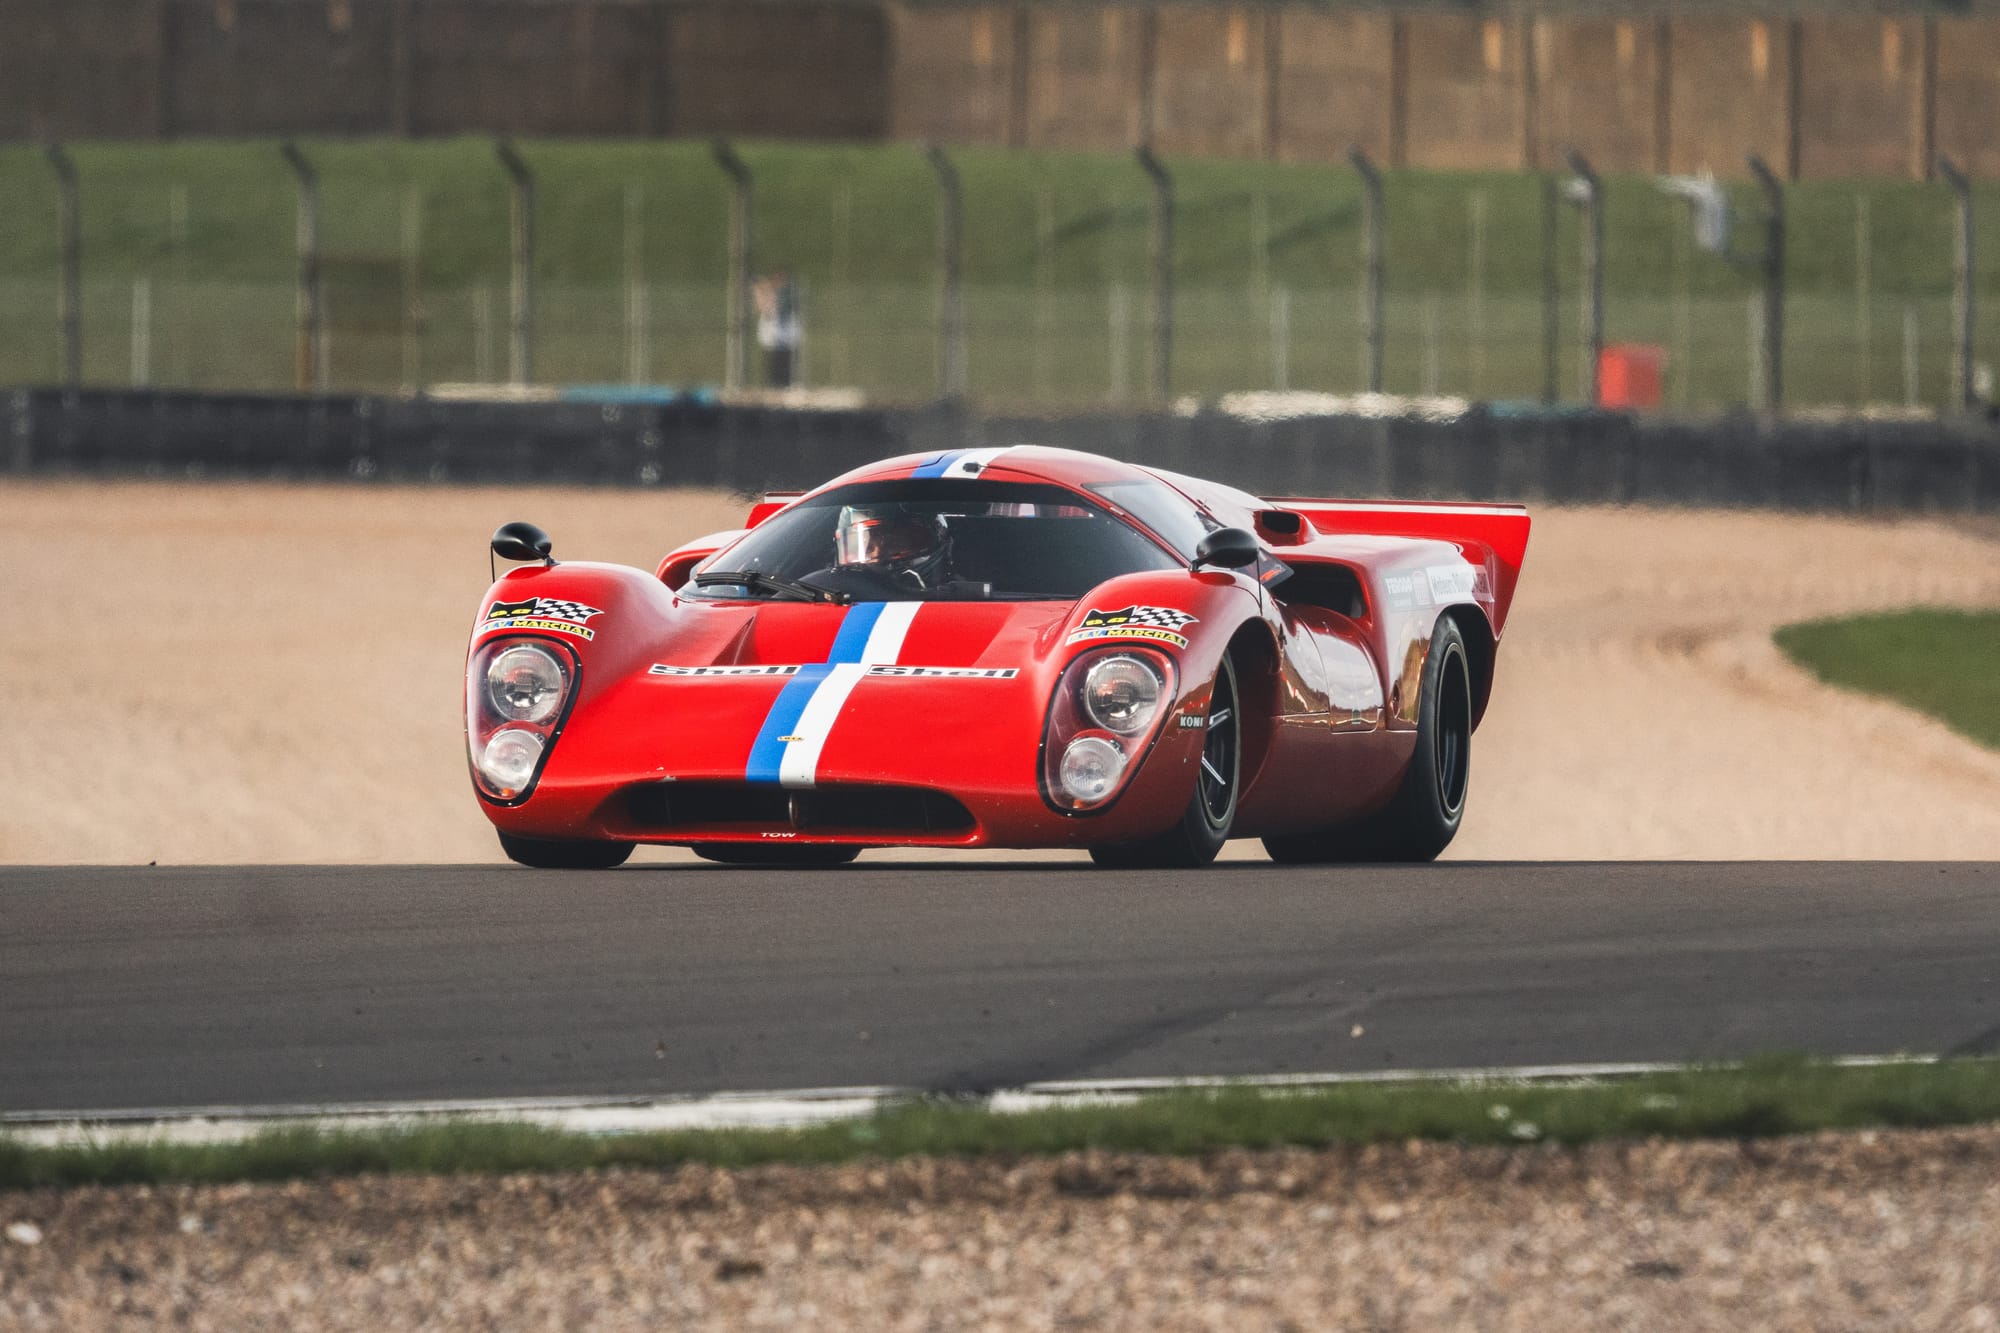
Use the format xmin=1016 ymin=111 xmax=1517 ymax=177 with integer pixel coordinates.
xmin=1065 ymin=605 xmax=1198 ymax=651
xmin=481 ymin=597 xmax=604 ymax=641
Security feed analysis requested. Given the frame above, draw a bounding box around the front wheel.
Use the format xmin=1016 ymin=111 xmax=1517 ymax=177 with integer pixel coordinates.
xmin=1090 ymin=651 xmax=1241 ymax=870
xmin=497 ymin=832 xmax=634 ymax=870
xmin=1263 ymin=615 xmax=1472 ymax=865
xmin=690 ymin=844 xmax=862 ymax=868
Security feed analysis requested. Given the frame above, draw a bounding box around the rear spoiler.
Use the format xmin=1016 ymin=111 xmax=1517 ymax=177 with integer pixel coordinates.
xmin=745 ymin=491 xmax=806 ymax=528
xmin=1266 ymin=498 xmax=1532 ymax=636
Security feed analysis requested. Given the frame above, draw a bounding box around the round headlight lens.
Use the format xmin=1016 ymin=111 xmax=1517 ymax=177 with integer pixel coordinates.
xmin=1082 ymin=655 xmax=1161 ymax=735
xmin=1059 ymin=735 xmax=1127 ymax=805
xmin=478 ymin=728 xmax=546 ymax=796
xmin=487 ymin=644 xmax=567 ymax=723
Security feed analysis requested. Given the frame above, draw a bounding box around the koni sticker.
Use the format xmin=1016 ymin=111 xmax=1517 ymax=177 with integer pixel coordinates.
xmin=1065 ymin=605 xmax=1198 ymax=650
xmin=482 ymin=597 xmax=603 ymax=640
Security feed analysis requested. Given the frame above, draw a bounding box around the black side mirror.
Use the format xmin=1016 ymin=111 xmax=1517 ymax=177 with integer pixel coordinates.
xmin=491 ymin=521 xmax=553 ymax=565
xmin=1193 ymin=526 xmax=1260 ymax=570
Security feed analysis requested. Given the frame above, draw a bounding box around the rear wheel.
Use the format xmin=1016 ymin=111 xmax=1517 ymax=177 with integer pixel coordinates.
xmin=1262 ymin=615 xmax=1472 ymax=865
xmin=690 ymin=844 xmax=862 ymax=868
xmin=497 ymin=832 xmax=634 ymax=870
xmin=1089 ymin=651 xmax=1241 ymax=870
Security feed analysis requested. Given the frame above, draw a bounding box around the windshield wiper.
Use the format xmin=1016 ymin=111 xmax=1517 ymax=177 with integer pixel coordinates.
xmin=693 ymin=570 xmax=844 ymax=604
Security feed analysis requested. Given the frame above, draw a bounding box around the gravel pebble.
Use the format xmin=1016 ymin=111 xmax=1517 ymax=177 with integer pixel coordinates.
xmin=4 ymin=1126 xmax=1998 ymax=1328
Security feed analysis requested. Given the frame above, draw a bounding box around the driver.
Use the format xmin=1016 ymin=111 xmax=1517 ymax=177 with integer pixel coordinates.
xmin=834 ymin=504 xmax=951 ymax=588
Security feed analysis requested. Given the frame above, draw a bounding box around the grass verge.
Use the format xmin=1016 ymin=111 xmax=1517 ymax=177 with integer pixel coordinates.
xmin=1776 ymin=609 xmax=2000 ymax=751
xmin=0 ymin=136 xmax=1987 ymax=405
xmin=5 ymin=1057 xmax=1999 ymax=1192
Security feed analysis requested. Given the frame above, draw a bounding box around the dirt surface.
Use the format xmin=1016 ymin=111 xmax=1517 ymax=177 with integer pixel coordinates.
xmin=4 ymin=1127 xmax=1998 ymax=1329
xmin=10 ymin=480 xmax=2000 ymax=864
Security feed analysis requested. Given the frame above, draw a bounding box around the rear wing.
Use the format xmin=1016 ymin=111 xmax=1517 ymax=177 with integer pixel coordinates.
xmin=745 ymin=491 xmax=806 ymax=528
xmin=1266 ymin=498 xmax=1531 ymax=635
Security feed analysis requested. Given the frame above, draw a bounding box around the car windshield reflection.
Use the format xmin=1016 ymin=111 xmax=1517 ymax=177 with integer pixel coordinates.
xmin=686 ymin=480 xmax=1184 ymax=603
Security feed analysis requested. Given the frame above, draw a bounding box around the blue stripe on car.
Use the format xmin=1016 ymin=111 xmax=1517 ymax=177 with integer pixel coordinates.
xmin=744 ymin=602 xmax=888 ymax=784
xmin=910 ymin=451 xmax=962 ymax=478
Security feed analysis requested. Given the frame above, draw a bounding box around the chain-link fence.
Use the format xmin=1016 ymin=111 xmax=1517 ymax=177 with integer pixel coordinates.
xmin=0 ymin=140 xmax=1990 ymax=414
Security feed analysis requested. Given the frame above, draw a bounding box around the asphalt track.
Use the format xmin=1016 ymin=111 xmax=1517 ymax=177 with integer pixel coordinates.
xmin=3 ymin=862 xmax=1998 ymax=1114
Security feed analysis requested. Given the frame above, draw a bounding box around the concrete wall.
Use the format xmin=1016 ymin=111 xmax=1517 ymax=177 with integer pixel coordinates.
xmin=1401 ymin=14 xmax=1525 ymax=170
xmin=14 ymin=389 xmax=2000 ymax=519
xmin=5 ymin=1 xmax=1999 ymax=182
xmin=1535 ymin=18 xmax=1667 ymax=175
xmin=1268 ymin=11 xmax=1394 ymax=164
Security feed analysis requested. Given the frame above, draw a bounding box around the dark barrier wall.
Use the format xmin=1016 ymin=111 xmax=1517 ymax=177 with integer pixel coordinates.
xmin=10 ymin=388 xmax=1997 ymax=518
xmin=6 ymin=0 xmax=2000 ymax=180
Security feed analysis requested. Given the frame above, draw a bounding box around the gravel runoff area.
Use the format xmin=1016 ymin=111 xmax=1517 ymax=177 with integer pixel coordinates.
xmin=3 ymin=1127 xmax=1998 ymax=1329
xmin=10 ymin=479 xmax=2000 ymax=863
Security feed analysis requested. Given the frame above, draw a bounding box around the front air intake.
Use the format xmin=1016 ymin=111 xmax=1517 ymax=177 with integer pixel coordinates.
xmin=623 ymin=783 xmax=975 ymax=836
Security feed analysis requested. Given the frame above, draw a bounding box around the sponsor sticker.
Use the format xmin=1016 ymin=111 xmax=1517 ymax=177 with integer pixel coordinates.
xmin=1177 ymin=713 xmax=1206 ymax=730
xmin=651 ymin=663 xmax=1018 ymax=679
xmin=864 ymin=665 xmax=1019 ymax=678
xmin=481 ymin=596 xmax=603 ymax=641
xmin=1424 ymin=564 xmax=1481 ymax=603
xmin=650 ymin=664 xmax=800 ymax=677
xmin=1382 ymin=573 xmax=1421 ymax=611
xmin=1065 ymin=605 xmax=1198 ymax=651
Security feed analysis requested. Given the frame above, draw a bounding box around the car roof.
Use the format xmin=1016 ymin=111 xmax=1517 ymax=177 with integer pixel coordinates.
xmin=811 ymin=446 xmax=1171 ymax=495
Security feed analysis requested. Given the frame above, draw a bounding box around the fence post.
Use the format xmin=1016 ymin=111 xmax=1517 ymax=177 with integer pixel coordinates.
xmin=1541 ymin=172 xmax=1559 ymax=404
xmin=495 ymin=140 xmax=535 ymax=387
xmin=1135 ymin=147 xmax=1174 ymax=403
xmin=44 ymin=143 xmax=81 ymax=388
xmin=1350 ymin=147 xmax=1385 ymax=395
xmin=1748 ymin=154 xmax=1786 ymax=412
xmin=1938 ymin=156 xmax=1975 ymax=410
xmin=1567 ymin=150 xmax=1603 ymax=406
xmin=712 ymin=139 xmax=754 ymax=393
xmin=278 ymin=142 xmax=323 ymax=392
xmin=925 ymin=145 xmax=967 ymax=401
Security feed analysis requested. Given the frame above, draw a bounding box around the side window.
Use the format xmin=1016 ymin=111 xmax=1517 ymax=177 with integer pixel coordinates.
xmin=1087 ymin=479 xmax=1216 ymax=561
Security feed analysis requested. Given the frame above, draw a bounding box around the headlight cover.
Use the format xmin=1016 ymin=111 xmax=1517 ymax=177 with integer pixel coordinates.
xmin=1042 ymin=647 xmax=1175 ymax=813
xmin=1082 ymin=655 xmax=1161 ymax=735
xmin=466 ymin=635 xmax=579 ymax=803
xmin=478 ymin=728 xmax=546 ymax=794
xmin=487 ymin=644 xmax=568 ymax=724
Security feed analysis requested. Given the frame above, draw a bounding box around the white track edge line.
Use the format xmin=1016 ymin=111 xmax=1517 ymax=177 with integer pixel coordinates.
xmin=0 ymin=1056 xmax=1940 ymax=1147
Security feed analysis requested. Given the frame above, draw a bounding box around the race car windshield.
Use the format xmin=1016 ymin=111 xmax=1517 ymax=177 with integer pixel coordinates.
xmin=689 ymin=480 xmax=1183 ymax=602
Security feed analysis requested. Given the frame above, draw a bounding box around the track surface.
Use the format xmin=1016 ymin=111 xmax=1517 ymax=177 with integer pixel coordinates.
xmin=4 ymin=862 xmax=1998 ymax=1113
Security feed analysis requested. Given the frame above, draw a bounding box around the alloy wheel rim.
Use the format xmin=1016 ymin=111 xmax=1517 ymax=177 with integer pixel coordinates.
xmin=1199 ymin=664 xmax=1238 ymax=827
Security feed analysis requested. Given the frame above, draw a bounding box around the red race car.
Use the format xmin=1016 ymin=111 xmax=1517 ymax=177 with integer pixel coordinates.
xmin=466 ymin=447 xmax=1529 ymax=869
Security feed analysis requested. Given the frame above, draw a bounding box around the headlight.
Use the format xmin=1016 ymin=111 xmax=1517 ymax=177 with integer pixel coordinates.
xmin=1059 ymin=736 xmax=1127 ymax=804
xmin=467 ymin=635 xmax=578 ymax=803
xmin=487 ymin=644 xmax=567 ymax=723
xmin=1082 ymin=655 xmax=1162 ymax=735
xmin=1042 ymin=647 xmax=1176 ymax=813
xmin=477 ymin=728 xmax=546 ymax=798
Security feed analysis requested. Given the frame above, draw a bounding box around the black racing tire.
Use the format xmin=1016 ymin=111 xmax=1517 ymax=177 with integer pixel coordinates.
xmin=690 ymin=844 xmax=863 ymax=868
xmin=1089 ymin=650 xmax=1241 ymax=870
xmin=497 ymin=832 xmax=635 ymax=870
xmin=1262 ymin=615 xmax=1472 ymax=865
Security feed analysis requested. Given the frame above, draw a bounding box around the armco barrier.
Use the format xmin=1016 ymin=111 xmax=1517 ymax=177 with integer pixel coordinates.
xmin=7 ymin=388 xmax=1998 ymax=516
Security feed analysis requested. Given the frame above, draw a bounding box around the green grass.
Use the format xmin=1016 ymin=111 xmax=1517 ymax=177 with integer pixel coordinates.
xmin=6 ymin=1057 xmax=1998 ymax=1192
xmin=1777 ymin=609 xmax=2000 ymax=750
xmin=0 ymin=137 xmax=1988 ymax=405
